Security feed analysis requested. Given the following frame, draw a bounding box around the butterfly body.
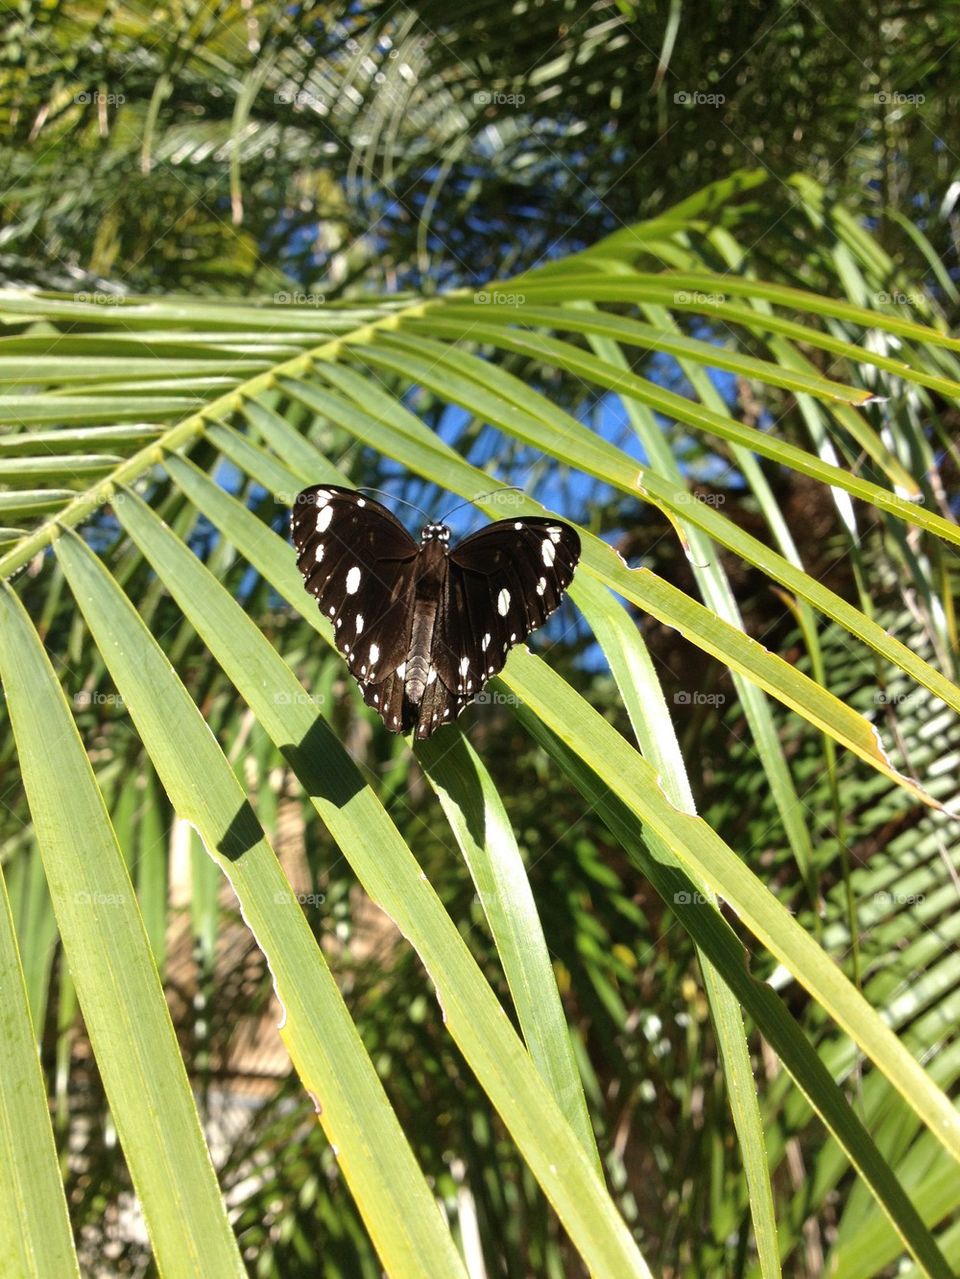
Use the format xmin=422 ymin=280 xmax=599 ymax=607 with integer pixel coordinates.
xmin=405 ymin=532 xmax=446 ymax=707
xmin=291 ymin=485 xmax=580 ymax=739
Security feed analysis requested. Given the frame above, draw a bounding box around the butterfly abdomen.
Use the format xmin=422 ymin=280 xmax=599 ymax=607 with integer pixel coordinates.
xmin=405 ymin=541 xmax=447 ymax=707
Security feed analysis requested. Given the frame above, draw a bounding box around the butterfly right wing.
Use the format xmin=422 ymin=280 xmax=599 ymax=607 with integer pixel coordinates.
xmin=291 ymin=485 xmax=418 ymax=692
xmin=432 ymin=517 xmax=580 ymax=698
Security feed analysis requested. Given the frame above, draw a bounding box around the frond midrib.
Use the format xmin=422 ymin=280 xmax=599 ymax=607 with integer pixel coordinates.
xmin=0 ymin=296 xmax=441 ymax=581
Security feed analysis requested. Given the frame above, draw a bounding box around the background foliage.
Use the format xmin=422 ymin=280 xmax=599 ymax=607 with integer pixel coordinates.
xmin=0 ymin=2 xmax=958 ymax=1277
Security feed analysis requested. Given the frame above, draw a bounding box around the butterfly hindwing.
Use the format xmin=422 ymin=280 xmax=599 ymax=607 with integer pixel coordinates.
xmin=291 ymin=485 xmax=418 ymax=684
xmin=359 ymin=669 xmax=408 ymax=734
xmin=433 ymin=517 xmax=580 ymax=696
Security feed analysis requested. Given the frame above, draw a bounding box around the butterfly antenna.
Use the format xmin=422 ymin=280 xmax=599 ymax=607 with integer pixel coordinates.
xmin=356 ymin=486 xmax=433 ymax=520
xmin=438 ymin=486 xmax=524 ymax=523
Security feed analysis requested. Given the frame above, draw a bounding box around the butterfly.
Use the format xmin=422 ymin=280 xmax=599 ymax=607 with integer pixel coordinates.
xmin=291 ymin=484 xmax=580 ymax=739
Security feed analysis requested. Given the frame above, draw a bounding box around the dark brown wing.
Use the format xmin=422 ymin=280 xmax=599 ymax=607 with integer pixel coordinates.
xmin=291 ymin=485 xmax=418 ymax=688
xmin=431 ymin=517 xmax=580 ymax=702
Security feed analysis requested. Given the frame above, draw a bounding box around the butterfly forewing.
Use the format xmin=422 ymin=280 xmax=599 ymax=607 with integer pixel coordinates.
xmin=291 ymin=485 xmax=418 ymax=683
xmin=434 ymin=518 xmax=580 ymax=695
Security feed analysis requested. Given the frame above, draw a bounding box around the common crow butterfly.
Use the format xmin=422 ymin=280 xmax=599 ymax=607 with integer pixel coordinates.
xmin=291 ymin=484 xmax=580 ymax=739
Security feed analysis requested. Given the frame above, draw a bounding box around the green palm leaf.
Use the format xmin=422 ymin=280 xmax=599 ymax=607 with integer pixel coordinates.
xmin=1 ymin=182 xmax=958 ymax=1275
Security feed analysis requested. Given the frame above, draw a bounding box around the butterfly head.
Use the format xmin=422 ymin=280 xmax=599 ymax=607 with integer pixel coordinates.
xmin=420 ymin=522 xmax=451 ymax=544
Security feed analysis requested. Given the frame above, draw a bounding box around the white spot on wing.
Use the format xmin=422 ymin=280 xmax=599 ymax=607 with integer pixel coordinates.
xmin=345 ymin=566 xmax=361 ymax=595
xmin=317 ymin=504 xmax=333 ymax=533
xmin=314 ymin=544 xmax=325 ymax=564
xmin=537 ymin=576 xmax=546 ymax=595
xmin=397 ymin=662 xmax=406 ymax=680
xmin=547 ymin=526 xmax=562 ymax=543
xmin=541 ymin=538 xmax=556 ymax=566
xmin=369 ymin=642 xmax=380 ymax=664
xmin=459 ymin=656 xmax=470 ymax=675
xmin=481 ymin=632 xmax=491 ymax=651
xmin=497 ymin=588 xmax=510 ymax=616
xmin=355 ymin=613 xmax=364 ymax=633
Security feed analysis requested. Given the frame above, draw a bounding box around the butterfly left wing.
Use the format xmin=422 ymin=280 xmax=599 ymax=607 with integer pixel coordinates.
xmin=431 ymin=517 xmax=580 ymax=703
xmin=291 ymin=485 xmax=419 ymax=690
